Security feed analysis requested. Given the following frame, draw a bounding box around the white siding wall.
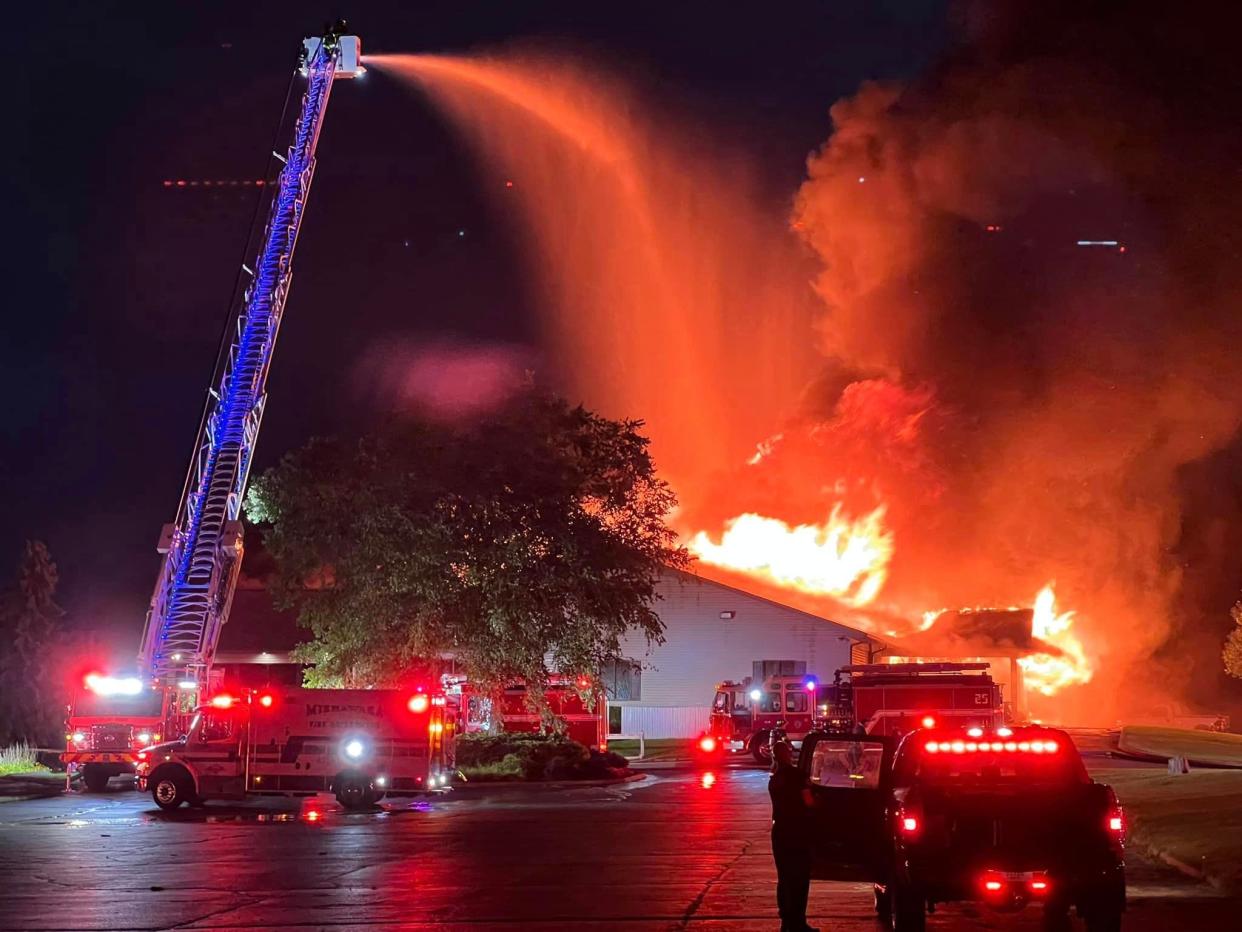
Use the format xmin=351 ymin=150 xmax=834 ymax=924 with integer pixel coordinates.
xmin=612 ymin=571 xmax=875 ymax=738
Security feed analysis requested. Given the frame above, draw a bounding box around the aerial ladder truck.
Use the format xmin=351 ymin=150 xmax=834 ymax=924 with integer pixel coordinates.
xmin=63 ymin=25 xmax=365 ymax=792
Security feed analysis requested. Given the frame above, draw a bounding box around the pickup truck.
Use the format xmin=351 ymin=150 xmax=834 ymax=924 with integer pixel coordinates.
xmin=800 ymin=725 xmax=1126 ymax=931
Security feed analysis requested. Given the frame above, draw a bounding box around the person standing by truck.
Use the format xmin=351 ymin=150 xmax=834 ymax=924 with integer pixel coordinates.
xmin=769 ymin=739 xmax=818 ymax=932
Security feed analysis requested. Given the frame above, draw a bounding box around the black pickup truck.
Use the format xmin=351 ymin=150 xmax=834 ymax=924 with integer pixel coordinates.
xmin=799 ymin=725 xmax=1126 ymax=931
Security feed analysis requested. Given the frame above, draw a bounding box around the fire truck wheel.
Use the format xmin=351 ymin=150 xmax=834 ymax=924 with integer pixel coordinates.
xmin=334 ymin=776 xmax=376 ymax=810
xmin=151 ymin=768 xmax=194 ymax=810
xmin=82 ymin=765 xmax=111 ymax=793
xmin=750 ymin=732 xmax=772 ymax=764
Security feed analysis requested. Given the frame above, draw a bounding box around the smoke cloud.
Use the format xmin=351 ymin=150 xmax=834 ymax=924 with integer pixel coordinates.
xmin=777 ymin=0 xmax=1242 ymax=718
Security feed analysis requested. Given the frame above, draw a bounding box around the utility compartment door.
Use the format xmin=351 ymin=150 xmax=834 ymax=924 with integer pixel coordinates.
xmin=801 ymin=732 xmax=893 ymax=882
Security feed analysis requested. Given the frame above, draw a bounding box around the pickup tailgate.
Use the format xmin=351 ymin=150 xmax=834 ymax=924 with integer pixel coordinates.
xmin=919 ymin=783 xmax=1105 ymax=870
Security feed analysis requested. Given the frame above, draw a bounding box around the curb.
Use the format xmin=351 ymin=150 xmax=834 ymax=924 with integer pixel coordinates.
xmin=454 ymin=772 xmax=648 ymax=791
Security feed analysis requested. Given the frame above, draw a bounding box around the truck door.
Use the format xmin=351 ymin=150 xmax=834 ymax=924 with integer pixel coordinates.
xmin=800 ymin=732 xmax=893 ymax=882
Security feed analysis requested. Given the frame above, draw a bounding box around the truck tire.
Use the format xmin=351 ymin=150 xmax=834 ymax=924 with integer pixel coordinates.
xmin=82 ymin=765 xmax=111 ymax=793
xmin=151 ymin=768 xmax=194 ymax=810
xmin=890 ymin=879 xmax=925 ymax=932
xmin=750 ymin=731 xmax=772 ymax=764
xmin=334 ymin=776 xmax=376 ymax=810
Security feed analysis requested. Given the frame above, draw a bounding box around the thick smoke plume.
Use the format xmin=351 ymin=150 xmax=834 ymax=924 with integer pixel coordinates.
xmin=779 ymin=1 xmax=1242 ymax=718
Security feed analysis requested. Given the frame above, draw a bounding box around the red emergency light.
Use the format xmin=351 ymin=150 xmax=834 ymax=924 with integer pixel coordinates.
xmin=698 ymin=735 xmax=718 ymax=753
xmin=924 ymin=738 xmax=1058 ymax=755
xmin=407 ymin=694 xmax=430 ymax=714
xmin=257 ymin=692 xmax=276 ymax=709
xmin=921 ymin=715 xmax=936 ymax=729
xmin=210 ymin=694 xmax=236 ymax=709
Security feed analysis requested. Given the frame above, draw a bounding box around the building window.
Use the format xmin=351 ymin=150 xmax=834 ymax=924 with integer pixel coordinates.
xmin=608 ymin=704 xmax=623 ymax=734
xmin=754 ymin=659 xmax=806 ymax=680
xmin=602 ymin=659 xmax=642 ymax=701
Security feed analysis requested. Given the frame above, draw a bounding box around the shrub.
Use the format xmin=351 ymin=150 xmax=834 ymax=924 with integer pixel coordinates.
xmin=455 ymin=732 xmax=627 ymax=781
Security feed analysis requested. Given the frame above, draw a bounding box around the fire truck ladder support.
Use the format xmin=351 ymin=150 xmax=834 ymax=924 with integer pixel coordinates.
xmin=138 ymin=29 xmax=355 ymax=685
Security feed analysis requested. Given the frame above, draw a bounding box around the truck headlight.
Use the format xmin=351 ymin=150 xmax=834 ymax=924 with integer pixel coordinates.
xmin=342 ymin=738 xmax=367 ymax=761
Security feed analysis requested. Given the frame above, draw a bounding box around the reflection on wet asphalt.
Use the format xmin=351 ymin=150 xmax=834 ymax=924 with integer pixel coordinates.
xmin=0 ymin=766 xmax=1233 ymax=930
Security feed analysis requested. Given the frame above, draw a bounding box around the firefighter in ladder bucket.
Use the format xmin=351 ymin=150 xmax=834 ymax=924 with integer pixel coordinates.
xmin=768 ymin=738 xmax=819 ymax=932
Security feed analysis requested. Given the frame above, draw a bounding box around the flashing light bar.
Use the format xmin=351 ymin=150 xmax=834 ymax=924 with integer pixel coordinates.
xmin=1076 ymin=240 xmax=1119 ymax=246
xmin=177 ymin=680 xmax=197 ymax=690
xmin=804 ymin=678 xmax=817 ymax=692
xmin=925 ymin=738 xmax=1059 ymax=754
xmin=84 ymin=674 xmax=143 ymax=697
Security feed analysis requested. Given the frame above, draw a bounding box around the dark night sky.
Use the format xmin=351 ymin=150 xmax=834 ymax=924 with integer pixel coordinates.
xmin=3 ymin=2 xmax=949 ymax=644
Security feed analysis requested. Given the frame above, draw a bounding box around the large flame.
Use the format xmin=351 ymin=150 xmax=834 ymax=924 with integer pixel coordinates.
xmin=688 ymin=505 xmax=893 ymax=607
xmin=1018 ymin=585 xmax=1093 ymax=697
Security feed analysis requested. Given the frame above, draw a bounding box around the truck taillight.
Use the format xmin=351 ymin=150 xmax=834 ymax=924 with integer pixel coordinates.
xmin=1107 ymin=804 xmax=1125 ymax=835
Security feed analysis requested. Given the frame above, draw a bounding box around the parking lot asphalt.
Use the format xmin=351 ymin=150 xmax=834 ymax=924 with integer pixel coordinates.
xmin=0 ymin=763 xmax=1233 ymax=931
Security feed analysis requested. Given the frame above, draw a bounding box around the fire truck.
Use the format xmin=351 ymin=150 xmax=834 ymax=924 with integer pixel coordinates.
xmin=62 ymin=674 xmax=173 ymax=791
xmin=137 ymin=685 xmax=451 ymax=810
xmin=819 ymin=662 xmax=1005 ymax=736
xmin=700 ymin=674 xmax=823 ymax=763
xmin=63 ymin=24 xmax=366 ymax=787
xmin=696 ymin=663 xmax=1005 ymax=763
xmin=443 ymin=675 xmax=607 ymax=749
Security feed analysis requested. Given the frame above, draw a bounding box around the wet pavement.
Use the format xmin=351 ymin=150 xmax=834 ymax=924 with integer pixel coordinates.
xmin=0 ymin=763 xmax=1234 ymax=930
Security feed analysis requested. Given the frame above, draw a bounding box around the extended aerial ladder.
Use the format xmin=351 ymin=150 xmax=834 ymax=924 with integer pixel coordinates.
xmin=137 ymin=25 xmax=364 ymax=693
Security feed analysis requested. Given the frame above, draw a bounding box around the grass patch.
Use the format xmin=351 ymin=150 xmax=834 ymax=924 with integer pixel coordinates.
xmin=0 ymin=743 xmax=49 ymax=777
xmin=460 ymin=754 xmax=525 ymax=782
xmin=1106 ymin=769 xmax=1242 ymax=891
xmin=606 ymin=738 xmax=689 ymax=761
xmin=1119 ymin=726 xmax=1242 ymax=767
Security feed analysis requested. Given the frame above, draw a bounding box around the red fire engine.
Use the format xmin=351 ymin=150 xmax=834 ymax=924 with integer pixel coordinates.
xmin=443 ymin=674 xmax=607 ymax=749
xmin=699 ymin=674 xmax=823 ymax=763
xmin=820 ymin=662 xmax=1005 ymax=736
xmin=136 ymin=685 xmax=452 ymax=810
xmin=62 ymin=674 xmax=175 ymax=791
xmin=696 ymin=663 xmax=1005 ymax=763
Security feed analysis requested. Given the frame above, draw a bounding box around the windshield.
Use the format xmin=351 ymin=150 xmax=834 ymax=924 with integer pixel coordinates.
xmin=72 ymin=691 xmax=163 ymax=718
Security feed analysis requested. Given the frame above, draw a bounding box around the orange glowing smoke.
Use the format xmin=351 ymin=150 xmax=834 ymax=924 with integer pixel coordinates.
xmin=689 ymin=506 xmax=893 ymax=607
xmin=1018 ymin=585 xmax=1092 ymax=697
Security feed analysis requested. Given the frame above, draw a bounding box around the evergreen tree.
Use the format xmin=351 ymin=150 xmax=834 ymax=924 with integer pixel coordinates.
xmin=0 ymin=541 xmax=64 ymax=746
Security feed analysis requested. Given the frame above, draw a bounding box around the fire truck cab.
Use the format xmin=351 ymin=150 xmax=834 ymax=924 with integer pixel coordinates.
xmin=443 ymin=674 xmax=607 ymax=749
xmin=705 ymin=674 xmax=821 ymax=763
xmin=137 ymin=686 xmax=451 ymax=810
xmin=820 ymin=663 xmax=1005 ymax=737
xmin=63 ymin=675 xmax=173 ymax=792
